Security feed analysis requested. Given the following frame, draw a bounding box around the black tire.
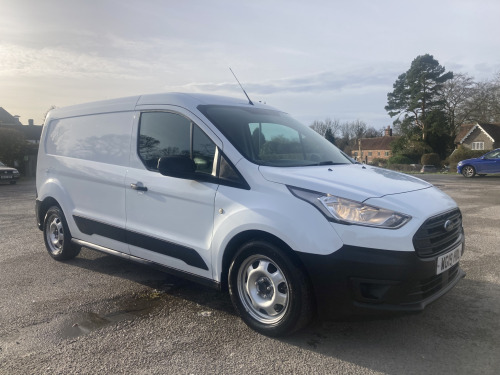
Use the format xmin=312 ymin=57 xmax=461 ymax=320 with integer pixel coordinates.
xmin=228 ymin=240 xmax=313 ymax=336
xmin=43 ymin=206 xmax=81 ymax=260
xmin=462 ymin=165 xmax=476 ymax=178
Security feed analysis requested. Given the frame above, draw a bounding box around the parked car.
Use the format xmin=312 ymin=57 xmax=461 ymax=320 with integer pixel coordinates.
xmin=457 ymin=148 xmax=500 ymax=178
xmin=0 ymin=161 xmax=20 ymax=184
xmin=36 ymin=93 xmax=465 ymax=336
xmin=420 ymin=165 xmax=438 ymax=173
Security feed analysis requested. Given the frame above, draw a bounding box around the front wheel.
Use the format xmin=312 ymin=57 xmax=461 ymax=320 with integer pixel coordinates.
xmin=462 ymin=165 xmax=476 ymax=178
xmin=228 ymin=240 xmax=313 ymax=336
xmin=43 ymin=206 xmax=81 ymax=260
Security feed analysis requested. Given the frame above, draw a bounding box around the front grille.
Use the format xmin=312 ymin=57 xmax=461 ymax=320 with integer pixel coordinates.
xmin=413 ymin=208 xmax=463 ymax=257
xmin=1 ymin=170 xmax=13 ymax=175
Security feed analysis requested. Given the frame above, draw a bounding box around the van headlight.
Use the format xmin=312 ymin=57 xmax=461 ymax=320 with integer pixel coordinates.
xmin=288 ymin=186 xmax=411 ymax=229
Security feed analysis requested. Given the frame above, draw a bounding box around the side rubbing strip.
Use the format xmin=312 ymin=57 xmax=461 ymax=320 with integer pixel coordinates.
xmin=73 ymin=216 xmax=209 ymax=270
xmin=74 ymin=216 xmax=127 ymax=242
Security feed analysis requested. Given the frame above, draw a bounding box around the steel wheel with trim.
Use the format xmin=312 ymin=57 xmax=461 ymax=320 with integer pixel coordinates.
xmin=462 ymin=165 xmax=476 ymax=178
xmin=43 ymin=206 xmax=81 ymax=260
xmin=228 ymin=240 xmax=313 ymax=336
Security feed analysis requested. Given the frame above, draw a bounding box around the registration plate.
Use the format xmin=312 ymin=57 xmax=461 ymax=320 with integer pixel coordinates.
xmin=436 ymin=244 xmax=462 ymax=275
xmin=1 ymin=175 xmax=12 ymax=179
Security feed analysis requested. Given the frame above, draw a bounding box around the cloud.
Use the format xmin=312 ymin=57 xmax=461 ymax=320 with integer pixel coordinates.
xmin=175 ymin=68 xmax=397 ymax=96
xmin=0 ymin=43 xmax=143 ymax=79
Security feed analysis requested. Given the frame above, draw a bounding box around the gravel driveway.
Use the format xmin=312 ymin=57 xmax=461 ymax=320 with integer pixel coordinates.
xmin=0 ymin=175 xmax=499 ymax=374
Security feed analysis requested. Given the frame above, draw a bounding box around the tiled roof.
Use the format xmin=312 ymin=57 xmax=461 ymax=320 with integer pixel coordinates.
xmin=359 ymin=136 xmax=399 ymax=151
xmin=480 ymin=123 xmax=500 ymax=141
xmin=455 ymin=124 xmax=475 ymax=143
xmin=456 ymin=122 xmax=500 ymax=143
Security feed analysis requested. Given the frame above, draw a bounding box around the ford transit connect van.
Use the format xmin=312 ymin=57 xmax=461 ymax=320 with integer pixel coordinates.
xmin=36 ymin=93 xmax=465 ymax=336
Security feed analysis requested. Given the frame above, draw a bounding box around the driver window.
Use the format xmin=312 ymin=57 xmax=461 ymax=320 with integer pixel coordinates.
xmin=138 ymin=112 xmax=216 ymax=174
xmin=486 ymin=150 xmax=500 ymax=159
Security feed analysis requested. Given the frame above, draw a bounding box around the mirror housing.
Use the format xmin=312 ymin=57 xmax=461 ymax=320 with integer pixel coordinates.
xmin=158 ymin=156 xmax=196 ymax=179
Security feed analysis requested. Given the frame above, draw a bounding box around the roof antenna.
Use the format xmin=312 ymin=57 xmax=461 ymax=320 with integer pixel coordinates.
xmin=229 ymin=67 xmax=254 ymax=105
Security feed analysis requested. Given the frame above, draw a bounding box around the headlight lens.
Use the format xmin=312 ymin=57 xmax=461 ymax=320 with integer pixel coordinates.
xmin=288 ymin=186 xmax=411 ymax=229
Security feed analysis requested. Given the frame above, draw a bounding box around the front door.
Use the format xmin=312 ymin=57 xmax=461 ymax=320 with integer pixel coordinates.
xmin=481 ymin=149 xmax=500 ymax=173
xmin=125 ymin=110 xmax=219 ymax=279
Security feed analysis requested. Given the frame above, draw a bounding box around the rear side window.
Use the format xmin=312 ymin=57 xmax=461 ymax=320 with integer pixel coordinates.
xmin=138 ymin=112 xmax=216 ymax=174
xmin=45 ymin=112 xmax=133 ymax=166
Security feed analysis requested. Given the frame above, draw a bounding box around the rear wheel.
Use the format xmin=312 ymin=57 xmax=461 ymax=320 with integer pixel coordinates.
xmin=228 ymin=240 xmax=313 ymax=336
xmin=43 ymin=206 xmax=81 ymax=260
xmin=462 ymin=165 xmax=476 ymax=178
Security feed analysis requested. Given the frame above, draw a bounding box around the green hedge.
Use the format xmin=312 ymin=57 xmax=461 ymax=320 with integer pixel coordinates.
xmin=448 ymin=146 xmax=490 ymax=170
xmin=388 ymin=154 xmax=412 ymax=165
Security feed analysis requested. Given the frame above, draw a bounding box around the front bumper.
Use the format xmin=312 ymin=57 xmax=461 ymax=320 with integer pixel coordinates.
xmin=296 ymin=243 xmax=465 ymax=318
xmin=0 ymin=173 xmax=20 ymax=182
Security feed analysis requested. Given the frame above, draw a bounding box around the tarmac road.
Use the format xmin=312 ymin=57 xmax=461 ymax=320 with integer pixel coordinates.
xmin=0 ymin=174 xmax=499 ymax=374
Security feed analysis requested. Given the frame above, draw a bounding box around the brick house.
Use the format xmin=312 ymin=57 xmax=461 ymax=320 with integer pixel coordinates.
xmin=352 ymin=126 xmax=399 ymax=164
xmin=455 ymin=122 xmax=500 ymax=150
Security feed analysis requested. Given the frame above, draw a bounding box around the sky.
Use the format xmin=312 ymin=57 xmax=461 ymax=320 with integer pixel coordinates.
xmin=1 ymin=0 xmax=499 ymax=129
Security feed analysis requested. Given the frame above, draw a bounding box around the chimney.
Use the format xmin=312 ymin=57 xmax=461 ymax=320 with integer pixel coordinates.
xmin=28 ymin=119 xmax=34 ymax=126
xmin=384 ymin=126 xmax=392 ymax=137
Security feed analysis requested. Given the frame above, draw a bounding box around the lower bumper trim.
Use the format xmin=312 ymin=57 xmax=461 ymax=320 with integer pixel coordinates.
xmin=295 ymin=244 xmax=466 ymax=318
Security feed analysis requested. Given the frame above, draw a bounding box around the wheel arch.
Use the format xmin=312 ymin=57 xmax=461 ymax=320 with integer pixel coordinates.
xmin=219 ymin=230 xmax=315 ymax=301
xmin=37 ymin=196 xmax=62 ymax=230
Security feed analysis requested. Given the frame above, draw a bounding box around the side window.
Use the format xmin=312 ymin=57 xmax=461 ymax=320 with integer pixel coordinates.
xmin=139 ymin=112 xmax=190 ymax=170
xmin=138 ymin=112 xmax=216 ymax=174
xmin=485 ymin=150 xmax=500 ymax=159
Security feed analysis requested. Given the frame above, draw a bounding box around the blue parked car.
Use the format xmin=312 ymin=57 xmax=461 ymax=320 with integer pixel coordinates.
xmin=457 ymin=148 xmax=500 ymax=177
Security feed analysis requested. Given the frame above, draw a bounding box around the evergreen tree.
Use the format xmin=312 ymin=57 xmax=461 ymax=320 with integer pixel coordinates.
xmin=385 ymin=54 xmax=453 ymax=141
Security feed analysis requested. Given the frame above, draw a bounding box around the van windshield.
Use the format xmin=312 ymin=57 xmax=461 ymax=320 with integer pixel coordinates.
xmin=198 ymin=105 xmax=352 ymax=167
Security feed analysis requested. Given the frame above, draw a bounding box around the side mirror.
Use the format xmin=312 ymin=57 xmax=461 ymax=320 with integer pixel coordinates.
xmin=158 ymin=156 xmax=196 ymax=179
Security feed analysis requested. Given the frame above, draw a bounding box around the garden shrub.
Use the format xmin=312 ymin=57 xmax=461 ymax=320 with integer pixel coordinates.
xmin=421 ymin=153 xmax=441 ymax=167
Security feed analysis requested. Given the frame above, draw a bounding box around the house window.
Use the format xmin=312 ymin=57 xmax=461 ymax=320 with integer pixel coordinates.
xmin=368 ymin=152 xmax=372 ymax=156
xmin=377 ymin=152 xmax=380 ymax=156
xmin=385 ymin=151 xmax=389 ymax=156
xmin=471 ymin=142 xmax=484 ymax=150
xmin=353 ymin=151 xmax=358 ymax=156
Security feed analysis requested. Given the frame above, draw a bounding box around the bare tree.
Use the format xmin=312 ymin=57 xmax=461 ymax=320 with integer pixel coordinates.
xmin=309 ymin=118 xmax=341 ymax=138
xmin=440 ymin=73 xmax=477 ymax=138
xmin=310 ymin=118 xmax=382 ymax=153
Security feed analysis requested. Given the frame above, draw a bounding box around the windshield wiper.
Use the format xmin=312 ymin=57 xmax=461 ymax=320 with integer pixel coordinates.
xmin=303 ymin=161 xmax=347 ymax=166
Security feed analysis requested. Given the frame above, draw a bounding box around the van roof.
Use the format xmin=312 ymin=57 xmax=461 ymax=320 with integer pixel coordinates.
xmin=47 ymin=92 xmax=276 ymax=120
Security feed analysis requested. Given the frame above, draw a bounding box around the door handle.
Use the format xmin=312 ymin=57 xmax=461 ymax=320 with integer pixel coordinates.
xmin=130 ymin=183 xmax=148 ymax=192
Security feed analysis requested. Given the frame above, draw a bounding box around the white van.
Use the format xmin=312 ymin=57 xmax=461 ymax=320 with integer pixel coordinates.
xmin=36 ymin=93 xmax=465 ymax=336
